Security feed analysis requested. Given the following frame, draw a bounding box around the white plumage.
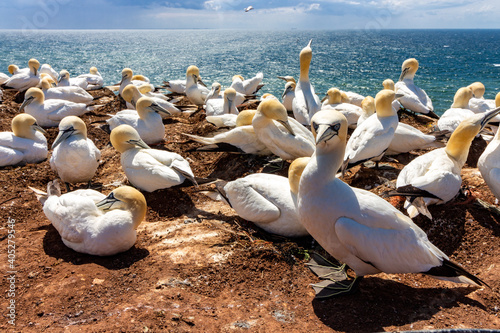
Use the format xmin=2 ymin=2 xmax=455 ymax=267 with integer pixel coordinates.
xmin=40 ymin=77 xmax=93 ymax=104
xmin=111 ymin=125 xmax=196 ymax=192
xmin=185 ymin=65 xmax=210 ymax=106
xmin=32 ymin=182 xmax=147 ymax=256
xmin=437 ymin=87 xmax=475 ymax=134
xmin=20 ymin=87 xmax=99 ymax=127
xmin=77 ymin=67 xmax=104 ymax=90
xmin=58 ymin=70 xmax=88 ymax=90
xmin=0 ymin=114 xmax=47 ymax=167
xmin=50 ymin=116 xmax=101 ymax=185
xmin=2 ymin=58 xmax=40 ymax=91
xmin=205 ymin=88 xmax=239 ymax=116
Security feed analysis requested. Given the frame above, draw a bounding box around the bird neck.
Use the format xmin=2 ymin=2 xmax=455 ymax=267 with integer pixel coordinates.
xmin=314 ymin=142 xmax=345 ymax=182
xmin=299 ymin=53 xmax=311 ymax=81
xmin=445 ymin=132 xmax=473 ymax=166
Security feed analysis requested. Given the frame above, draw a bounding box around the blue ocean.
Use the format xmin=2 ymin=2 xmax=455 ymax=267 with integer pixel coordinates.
xmin=1 ymin=29 xmax=499 ymax=114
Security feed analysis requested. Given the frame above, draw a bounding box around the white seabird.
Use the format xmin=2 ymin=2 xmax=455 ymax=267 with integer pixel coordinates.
xmin=253 ymin=98 xmax=315 ymax=160
xmin=110 ymin=125 xmax=197 ymax=192
xmin=437 ymin=87 xmax=475 ymax=134
xmin=0 ymin=114 xmax=47 ymax=167
xmin=292 ymin=40 xmax=321 ymax=125
xmin=31 ymin=181 xmax=147 ymax=256
xmin=321 ymin=88 xmax=362 ymax=128
xmin=57 ymin=70 xmax=88 ymax=90
xmin=1 ymin=58 xmax=40 ymax=91
xmin=107 ymin=96 xmax=170 ymax=145
xmin=121 ymin=84 xmax=182 ymax=116
xmin=20 ymin=87 xmax=101 ymax=127
xmin=393 ymin=107 xmax=500 ymax=219
xmin=185 ymin=65 xmax=210 ymax=106
xmin=50 ymin=116 xmax=101 ymax=188
xmin=395 ymin=58 xmax=438 ymax=119
xmin=77 ymin=67 xmax=104 ymax=90
xmin=205 ymin=88 xmax=239 ymax=116
xmin=40 ymin=77 xmax=93 ymax=104
xmin=296 ymin=109 xmax=487 ymax=297
xmin=341 ymin=89 xmax=399 ymax=173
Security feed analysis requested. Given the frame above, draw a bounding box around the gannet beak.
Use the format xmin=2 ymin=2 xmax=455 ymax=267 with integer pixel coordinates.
xmin=307 ymin=39 xmax=312 ymax=48
xmin=320 ymin=94 xmax=328 ymax=103
xmin=149 ymin=103 xmax=171 ymax=116
xmin=398 ymin=67 xmax=409 ymax=81
xmin=395 ymin=93 xmax=405 ymax=100
xmin=227 ymin=99 xmax=233 ymax=111
xmin=282 ymin=85 xmax=292 ymax=99
xmin=278 ymin=120 xmax=295 ymax=136
xmin=33 ymin=123 xmax=47 ymax=135
xmin=277 ymin=76 xmax=287 ymax=81
xmin=131 ymin=99 xmax=137 ymax=108
xmin=51 ymin=126 xmax=75 ymax=149
xmin=480 ymin=106 xmax=500 ymax=130
xmin=315 ymin=123 xmax=340 ymax=145
xmin=127 ymin=138 xmax=150 ymax=149
xmin=198 ymin=77 xmax=207 ymax=87
xmin=34 ymin=68 xmax=38 ymax=76
xmin=96 ymin=192 xmax=120 ymax=211
xmin=19 ymin=96 xmax=35 ymax=112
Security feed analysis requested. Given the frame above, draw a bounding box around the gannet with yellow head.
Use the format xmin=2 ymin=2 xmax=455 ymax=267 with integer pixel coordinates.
xmin=394 ymin=107 xmax=500 ymax=219
xmin=121 ymin=84 xmax=182 ymax=116
xmin=40 ymin=77 xmax=93 ymax=104
xmin=395 ymin=58 xmax=438 ymax=118
xmin=467 ymin=81 xmax=496 ymax=114
xmin=253 ymin=98 xmax=315 ymax=160
xmin=205 ymin=87 xmax=239 ymax=116
xmin=437 ymin=86 xmax=476 ymax=134
xmin=50 ymin=116 xmax=101 ymax=188
xmin=1 ymin=58 xmax=40 ymax=91
xmin=296 ymin=109 xmax=488 ymax=297
xmin=185 ymin=65 xmax=210 ymax=106
xmin=107 ymin=96 xmax=170 ymax=145
xmin=202 ymin=157 xmax=310 ymax=237
xmin=184 ymin=109 xmax=272 ymax=155
xmin=111 ymin=125 xmax=197 ymax=192
xmin=76 ymin=66 xmax=104 ymax=90
xmin=321 ymin=88 xmax=363 ymax=128
xmin=0 ymin=114 xmax=48 ymax=167
xmin=341 ymin=89 xmax=399 ymax=173
xmin=20 ymin=87 xmax=101 ymax=127
xmin=292 ymin=40 xmax=321 ymax=125
xmin=57 ymin=70 xmax=88 ymax=90
xmin=32 ymin=180 xmax=147 ymax=256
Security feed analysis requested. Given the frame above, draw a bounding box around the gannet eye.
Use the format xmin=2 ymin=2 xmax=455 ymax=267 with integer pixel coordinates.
xmin=332 ymin=123 xmax=340 ymax=132
xmin=312 ymin=122 xmax=319 ymax=133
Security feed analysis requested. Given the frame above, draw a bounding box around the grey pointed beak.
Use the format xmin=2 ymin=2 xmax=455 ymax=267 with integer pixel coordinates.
xmin=198 ymin=77 xmax=207 ymax=87
xmin=51 ymin=126 xmax=75 ymax=149
xmin=315 ymin=124 xmax=337 ymax=145
xmin=480 ymin=106 xmax=500 ymax=130
xmin=127 ymin=138 xmax=150 ymax=149
xmin=149 ymin=102 xmax=171 ymax=116
xmin=19 ymin=96 xmax=35 ymax=112
xmin=320 ymin=94 xmax=328 ymax=103
xmin=278 ymin=119 xmax=295 ymax=136
xmin=399 ymin=67 xmax=409 ymax=82
xmin=96 ymin=192 xmax=120 ymax=211
xmin=33 ymin=123 xmax=47 ymax=135
xmin=395 ymin=93 xmax=405 ymax=100
xmin=282 ymin=85 xmax=293 ymax=99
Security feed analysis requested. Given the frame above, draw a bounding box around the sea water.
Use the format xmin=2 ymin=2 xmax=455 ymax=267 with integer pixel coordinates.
xmin=1 ymin=29 xmax=499 ymax=115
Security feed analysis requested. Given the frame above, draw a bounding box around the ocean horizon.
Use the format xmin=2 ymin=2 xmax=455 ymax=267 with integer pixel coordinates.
xmin=1 ymin=29 xmax=499 ymax=114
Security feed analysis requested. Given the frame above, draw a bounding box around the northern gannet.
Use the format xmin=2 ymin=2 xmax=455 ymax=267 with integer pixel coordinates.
xmin=205 ymin=82 xmax=222 ymax=103
xmin=253 ymin=99 xmax=315 ymax=160
xmin=31 ymin=181 xmax=146 ymax=256
xmin=205 ymin=88 xmax=239 ymax=116
xmin=184 ymin=110 xmax=272 ymax=155
xmin=437 ymin=87 xmax=475 ymax=134
xmin=39 ymin=64 xmax=59 ymax=82
xmin=106 ymin=96 xmax=170 ymax=145
xmin=230 ymin=73 xmax=264 ymax=95
xmin=341 ymin=89 xmax=399 ymax=173
xmin=395 ymin=58 xmax=438 ymax=119
xmin=0 ymin=114 xmax=47 ymax=167
xmin=185 ymin=65 xmax=210 ymax=106
xmin=121 ymin=84 xmax=182 ymax=116
xmin=0 ymin=72 xmax=9 ymax=85
xmin=50 ymin=116 xmax=100 ymax=188
xmin=292 ymin=40 xmax=321 ymax=125
xmin=40 ymin=77 xmax=93 ymax=104
xmin=110 ymin=125 xmax=197 ymax=192
xmin=281 ymin=81 xmax=296 ymax=112
xmin=20 ymin=87 xmax=100 ymax=127
xmin=203 ymin=157 xmax=310 ymax=237
xmin=57 ymin=70 xmax=88 ymax=90
xmin=478 ymin=115 xmax=500 ymax=201
xmin=77 ymin=67 xmax=104 ymax=90
xmin=340 ymin=90 xmax=365 ymax=108
xmin=137 ymin=84 xmax=170 ymax=102
xmin=321 ymin=88 xmax=362 ymax=128
xmin=119 ymin=68 xmax=153 ymax=96
xmin=356 ymin=94 xmax=446 ymax=155
xmin=1 ymin=58 xmax=40 ymax=91
xmin=392 ymin=107 xmax=500 ymax=219
xmin=297 ymin=109 xmax=487 ymax=296
xmin=382 ymin=78 xmax=402 ymax=112
xmin=467 ymin=82 xmax=496 ymax=115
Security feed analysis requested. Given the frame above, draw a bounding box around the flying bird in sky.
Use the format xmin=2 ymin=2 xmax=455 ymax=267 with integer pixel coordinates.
xmin=244 ymin=6 xmax=254 ymax=12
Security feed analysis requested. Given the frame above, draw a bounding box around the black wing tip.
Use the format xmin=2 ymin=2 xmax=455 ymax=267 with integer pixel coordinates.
xmin=425 ymin=259 xmax=490 ymax=288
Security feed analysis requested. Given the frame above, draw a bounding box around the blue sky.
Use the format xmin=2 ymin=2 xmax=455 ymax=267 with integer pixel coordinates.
xmin=1 ymin=0 xmax=499 ymax=30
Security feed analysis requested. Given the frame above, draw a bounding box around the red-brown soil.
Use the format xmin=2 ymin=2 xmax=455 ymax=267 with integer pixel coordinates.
xmin=0 ymin=89 xmax=498 ymax=332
